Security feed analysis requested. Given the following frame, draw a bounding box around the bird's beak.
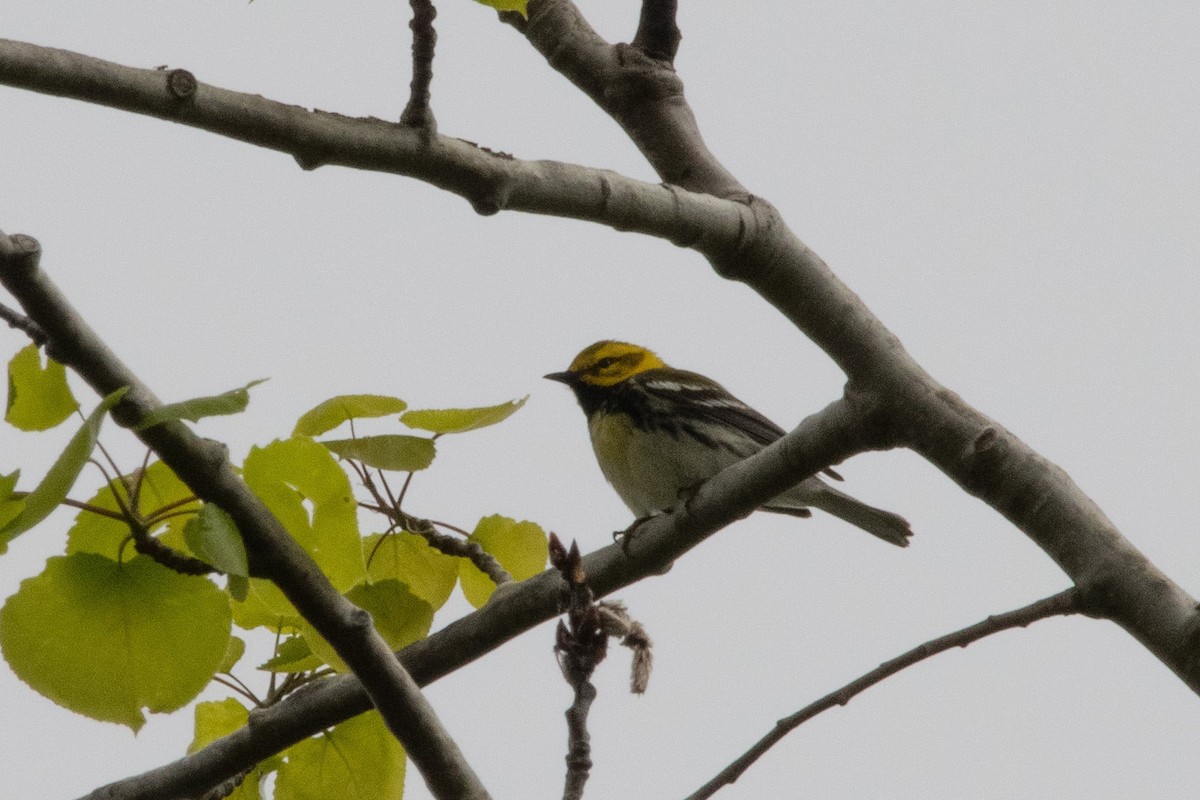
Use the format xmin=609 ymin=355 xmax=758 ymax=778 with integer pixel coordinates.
xmin=544 ymin=371 xmax=574 ymax=384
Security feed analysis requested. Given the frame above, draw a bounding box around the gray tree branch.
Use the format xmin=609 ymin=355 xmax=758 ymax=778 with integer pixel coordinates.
xmin=631 ymin=0 xmax=681 ymax=63
xmin=512 ymin=0 xmax=1200 ymax=691
xmin=0 ymin=232 xmax=490 ymax=800
xmin=0 ymin=37 xmax=743 ymax=231
xmin=399 ymin=0 xmax=437 ymax=131
xmin=83 ymin=397 xmax=879 ymax=800
xmin=685 ymin=589 xmax=1082 ymax=800
xmin=0 ymin=0 xmax=1196 ymax=794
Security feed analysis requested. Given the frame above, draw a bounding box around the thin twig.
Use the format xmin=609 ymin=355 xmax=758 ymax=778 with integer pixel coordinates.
xmin=0 ymin=298 xmax=47 ymax=344
xmin=360 ymin=496 xmax=512 ymax=585
xmin=379 ymin=468 xmax=402 ymax=509
xmin=552 ymin=536 xmax=603 ymax=800
xmin=128 ymin=447 xmax=154 ymax=514
xmin=684 ymin=589 xmax=1082 ymax=800
xmin=400 ymin=0 xmax=437 ymax=132
xmin=550 ymin=534 xmax=653 ymax=800
xmin=221 ymin=671 xmax=262 ymax=706
xmin=631 ymin=0 xmax=681 ymax=63
xmin=394 ymin=469 xmax=416 ymax=507
xmin=428 ymin=518 xmax=471 ymax=537
xmin=128 ymin=519 xmax=216 ymax=575
xmin=12 ymin=493 xmax=127 ymax=522
xmin=91 ymin=439 xmax=128 ymax=497
xmin=143 ymin=494 xmax=201 ymax=523
xmin=211 ymin=675 xmax=261 ymax=708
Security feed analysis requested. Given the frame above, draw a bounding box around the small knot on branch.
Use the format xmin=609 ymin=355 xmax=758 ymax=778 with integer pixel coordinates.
xmin=165 ymin=69 xmax=197 ymax=100
xmin=0 ymin=233 xmax=42 ymax=276
xmin=974 ymin=427 xmax=998 ymax=451
xmin=468 ymin=190 xmax=505 ymax=217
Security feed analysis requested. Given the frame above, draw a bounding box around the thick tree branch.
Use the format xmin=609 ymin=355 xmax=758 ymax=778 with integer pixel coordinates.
xmin=0 ymin=233 xmax=489 ymax=800
xmin=686 ymin=589 xmax=1082 ymax=800
xmin=631 ymin=0 xmax=681 ymax=63
xmin=511 ymin=0 xmax=1200 ymax=694
xmin=518 ymin=1 xmax=741 ymax=196
xmin=0 ymin=38 xmax=744 ymax=238
xmin=4 ymin=4 xmax=1199 ymax=790
xmin=85 ymin=398 xmax=881 ymax=800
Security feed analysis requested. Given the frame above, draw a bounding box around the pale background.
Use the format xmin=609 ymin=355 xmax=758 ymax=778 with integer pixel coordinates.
xmin=2 ymin=2 xmax=1199 ymax=798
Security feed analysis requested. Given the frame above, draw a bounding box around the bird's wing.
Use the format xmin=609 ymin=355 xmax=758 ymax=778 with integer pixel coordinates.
xmin=637 ymin=369 xmax=785 ymax=446
xmin=637 ymin=369 xmax=844 ymax=480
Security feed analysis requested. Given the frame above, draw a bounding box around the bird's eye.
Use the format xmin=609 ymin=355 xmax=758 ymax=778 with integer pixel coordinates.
xmin=595 ymin=357 xmax=617 ymax=370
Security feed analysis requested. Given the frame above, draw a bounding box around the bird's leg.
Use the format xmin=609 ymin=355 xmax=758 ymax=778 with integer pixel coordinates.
xmin=613 ymin=512 xmax=660 ymax=554
xmin=613 ymin=479 xmax=712 ymax=556
xmin=675 ymin=481 xmax=705 ymax=518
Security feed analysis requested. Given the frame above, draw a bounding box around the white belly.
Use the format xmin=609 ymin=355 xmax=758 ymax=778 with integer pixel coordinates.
xmin=587 ymin=413 xmax=743 ymax=516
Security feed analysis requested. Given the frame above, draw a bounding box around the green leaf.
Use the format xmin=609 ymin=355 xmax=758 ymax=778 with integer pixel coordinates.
xmin=231 ymin=578 xmax=302 ymax=632
xmin=227 ymin=574 xmax=250 ymax=603
xmin=472 ymin=0 xmax=527 ymax=17
xmin=67 ymin=460 xmax=199 ymax=561
xmin=0 ymin=387 xmax=128 ymax=550
xmin=5 ymin=343 xmax=78 ymax=431
xmin=236 ymin=437 xmax=364 ymax=628
xmin=293 ymin=395 xmax=408 ymax=437
xmin=0 ymin=553 xmax=231 ymax=730
xmin=458 ymin=514 xmax=549 ymax=608
xmin=223 ymin=771 xmax=266 ymax=800
xmin=135 ymin=379 xmax=268 ymax=431
xmin=0 ymin=471 xmax=24 ymax=552
xmin=276 ymin=711 xmax=405 ymax=800
xmin=401 ymin=396 xmax=527 ymax=434
xmin=258 ymin=636 xmax=322 ymax=673
xmin=218 ymin=634 xmax=246 ymax=673
xmin=191 ymin=699 xmax=271 ymax=800
xmin=301 ymin=580 xmax=432 ymax=672
xmin=184 ymin=504 xmax=248 ymax=578
xmin=243 ymin=437 xmax=364 ymax=591
xmin=320 ymin=434 xmax=436 ymax=472
xmin=365 ymin=532 xmax=458 ymax=611
xmin=190 ymin=697 xmax=249 ymax=753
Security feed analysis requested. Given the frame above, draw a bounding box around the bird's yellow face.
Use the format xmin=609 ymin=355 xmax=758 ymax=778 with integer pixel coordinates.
xmin=556 ymin=340 xmax=667 ymax=387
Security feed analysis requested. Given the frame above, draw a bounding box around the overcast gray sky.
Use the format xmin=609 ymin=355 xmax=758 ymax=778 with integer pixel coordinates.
xmin=2 ymin=2 xmax=1199 ymax=798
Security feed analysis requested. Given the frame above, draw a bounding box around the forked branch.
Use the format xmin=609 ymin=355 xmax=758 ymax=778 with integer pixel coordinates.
xmin=686 ymin=589 xmax=1082 ymax=800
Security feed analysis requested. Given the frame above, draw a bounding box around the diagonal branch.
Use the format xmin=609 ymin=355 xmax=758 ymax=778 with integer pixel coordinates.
xmin=84 ymin=396 xmax=885 ymax=800
xmin=685 ymin=589 xmax=1082 ymax=800
xmin=512 ymin=0 xmax=1200 ymax=695
xmin=5 ymin=3 xmax=1200 ymax=789
xmin=0 ymin=232 xmax=489 ymax=800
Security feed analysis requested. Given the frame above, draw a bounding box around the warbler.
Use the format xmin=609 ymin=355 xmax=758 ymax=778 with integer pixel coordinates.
xmin=545 ymin=340 xmax=911 ymax=547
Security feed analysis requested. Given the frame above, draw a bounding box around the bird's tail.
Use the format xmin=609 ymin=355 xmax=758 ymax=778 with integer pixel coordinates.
xmin=765 ymin=481 xmax=912 ymax=547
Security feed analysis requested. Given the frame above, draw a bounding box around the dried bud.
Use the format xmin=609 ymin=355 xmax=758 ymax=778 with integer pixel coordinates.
xmin=548 ymin=532 xmax=568 ymax=569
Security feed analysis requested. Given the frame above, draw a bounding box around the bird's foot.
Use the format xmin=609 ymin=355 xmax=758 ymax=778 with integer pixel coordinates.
xmin=613 ymin=512 xmax=661 ymax=555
